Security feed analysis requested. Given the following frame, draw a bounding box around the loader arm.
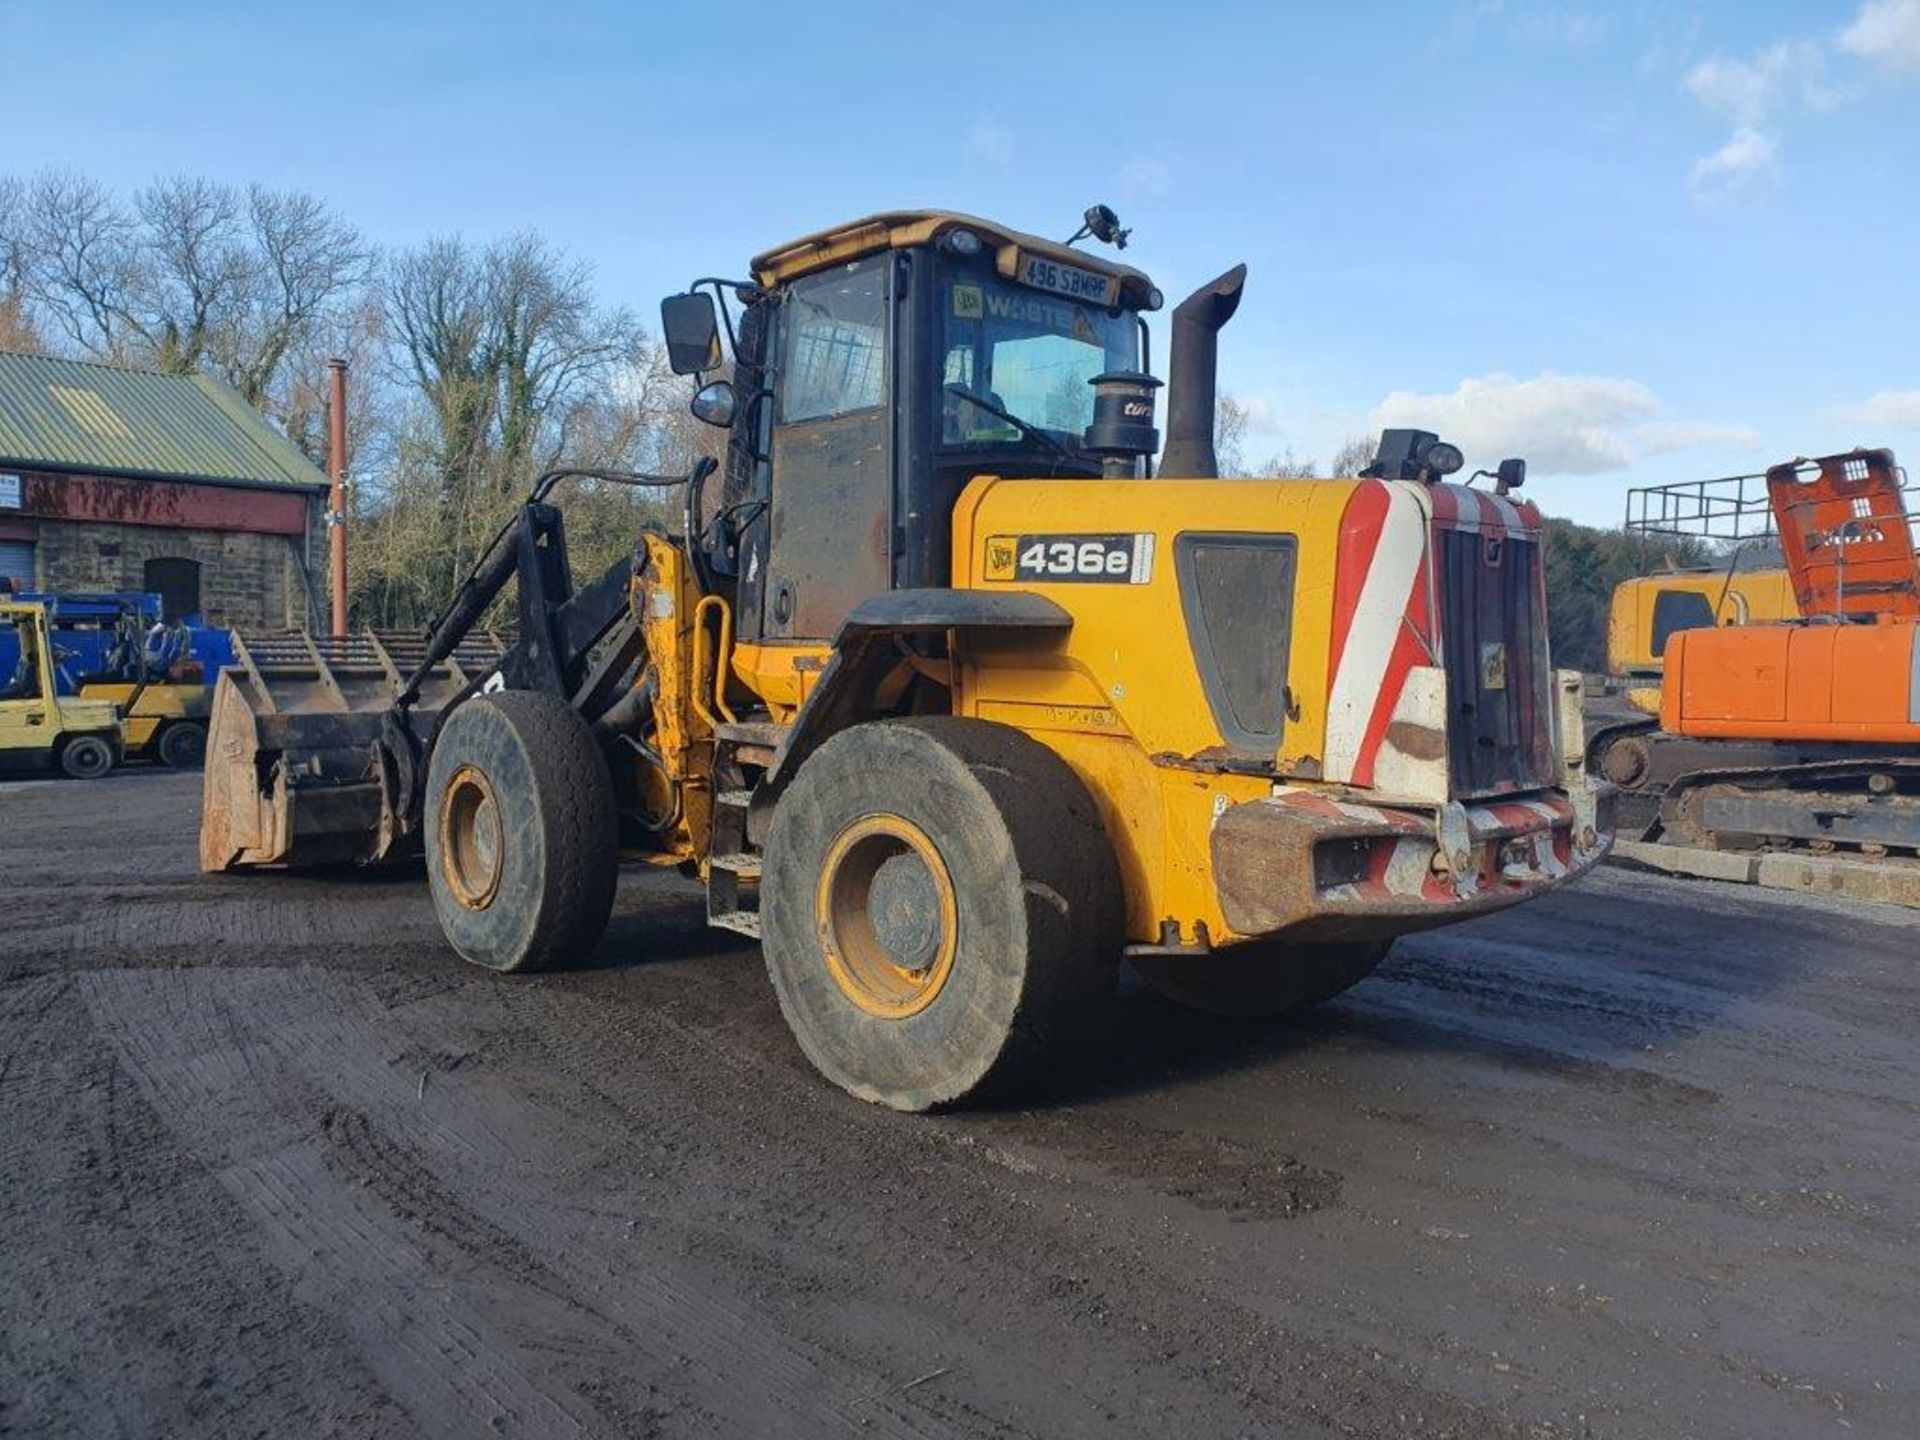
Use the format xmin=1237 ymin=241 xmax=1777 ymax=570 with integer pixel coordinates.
xmin=201 ymin=463 xmax=712 ymax=872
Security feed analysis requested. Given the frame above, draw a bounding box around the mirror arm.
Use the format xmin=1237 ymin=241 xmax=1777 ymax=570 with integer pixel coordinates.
xmin=685 ymin=276 xmax=758 ymax=358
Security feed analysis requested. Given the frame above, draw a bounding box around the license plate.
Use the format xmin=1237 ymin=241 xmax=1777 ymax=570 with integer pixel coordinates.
xmin=1012 ymin=251 xmax=1119 ymax=307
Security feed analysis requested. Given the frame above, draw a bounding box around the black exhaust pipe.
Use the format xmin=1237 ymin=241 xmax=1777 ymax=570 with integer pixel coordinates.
xmin=1158 ymin=263 xmax=1247 ymax=479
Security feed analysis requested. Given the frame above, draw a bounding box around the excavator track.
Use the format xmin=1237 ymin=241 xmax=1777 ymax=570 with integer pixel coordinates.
xmin=1657 ymin=757 xmax=1920 ymax=859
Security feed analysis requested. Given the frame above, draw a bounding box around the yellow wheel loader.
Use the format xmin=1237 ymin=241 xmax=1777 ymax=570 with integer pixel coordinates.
xmin=0 ymin=600 xmax=123 ymax=780
xmin=202 ymin=208 xmax=1613 ymax=1110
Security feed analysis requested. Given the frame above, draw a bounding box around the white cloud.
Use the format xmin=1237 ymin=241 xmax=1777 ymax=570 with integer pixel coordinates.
xmin=1844 ymin=389 xmax=1920 ymax=428
xmin=965 ymin=120 xmax=1014 ymax=166
xmin=1683 ymin=43 xmax=1803 ymax=125
xmin=1690 ymin=127 xmax=1778 ymax=193
xmin=1679 ymin=33 xmax=1852 ymax=188
xmin=1839 ymin=0 xmax=1920 ymax=69
xmin=1367 ymin=373 xmax=1758 ymax=477
xmin=1634 ymin=420 xmax=1766 ymax=453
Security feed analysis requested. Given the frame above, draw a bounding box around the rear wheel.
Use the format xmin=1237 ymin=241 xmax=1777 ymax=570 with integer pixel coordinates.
xmin=157 ymin=720 xmax=208 ymax=768
xmin=761 ymin=717 xmax=1121 ymax=1111
xmin=58 ymin=734 xmax=115 ymax=780
xmin=424 ymin=692 xmax=618 ymax=973
xmin=1131 ymin=939 xmax=1392 ymax=1018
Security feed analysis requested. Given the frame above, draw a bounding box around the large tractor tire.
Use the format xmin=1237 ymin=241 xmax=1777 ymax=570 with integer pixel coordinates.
xmin=57 ymin=734 xmax=115 ymax=780
xmin=760 ymin=717 xmax=1121 ymax=1111
xmin=424 ymin=691 xmax=618 ymax=974
xmin=1131 ymin=939 xmax=1392 ymax=1018
xmin=157 ymin=720 xmax=208 ymax=769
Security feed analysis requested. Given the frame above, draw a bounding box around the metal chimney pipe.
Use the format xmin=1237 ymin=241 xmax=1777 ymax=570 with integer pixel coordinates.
xmin=326 ymin=358 xmax=348 ymax=639
xmin=1159 ymin=264 xmax=1247 ymax=479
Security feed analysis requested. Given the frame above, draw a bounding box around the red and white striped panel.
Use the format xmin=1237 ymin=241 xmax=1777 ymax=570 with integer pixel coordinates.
xmin=1325 ymin=480 xmax=1548 ymax=791
xmin=1325 ymin=480 xmax=1434 ymax=788
xmin=1426 ymin=483 xmax=1544 ymax=539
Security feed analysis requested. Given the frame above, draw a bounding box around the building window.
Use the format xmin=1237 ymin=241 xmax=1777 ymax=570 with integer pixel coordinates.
xmin=144 ymin=557 xmax=202 ymax=622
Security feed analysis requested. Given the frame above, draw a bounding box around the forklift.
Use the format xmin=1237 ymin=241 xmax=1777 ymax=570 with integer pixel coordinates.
xmin=1 ymin=591 xmax=223 ymax=767
xmin=204 ymin=207 xmax=1612 ymax=1110
xmin=0 ymin=598 xmax=123 ymax=779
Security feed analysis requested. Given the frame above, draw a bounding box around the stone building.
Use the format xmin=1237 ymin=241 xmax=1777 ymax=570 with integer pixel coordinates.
xmin=0 ymin=350 xmax=327 ymax=628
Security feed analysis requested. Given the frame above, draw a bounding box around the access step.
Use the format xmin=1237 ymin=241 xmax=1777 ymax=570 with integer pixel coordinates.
xmin=709 ymin=909 xmax=762 ymax=939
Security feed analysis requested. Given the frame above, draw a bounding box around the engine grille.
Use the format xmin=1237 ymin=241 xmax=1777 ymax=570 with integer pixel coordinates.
xmin=1435 ymin=529 xmax=1557 ymax=797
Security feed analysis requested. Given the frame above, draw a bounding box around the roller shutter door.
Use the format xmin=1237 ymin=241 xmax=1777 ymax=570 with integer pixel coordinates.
xmin=0 ymin=539 xmax=32 ymax=589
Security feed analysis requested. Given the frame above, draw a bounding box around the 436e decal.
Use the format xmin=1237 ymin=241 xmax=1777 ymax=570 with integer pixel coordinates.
xmin=983 ymin=533 xmax=1156 ymax=584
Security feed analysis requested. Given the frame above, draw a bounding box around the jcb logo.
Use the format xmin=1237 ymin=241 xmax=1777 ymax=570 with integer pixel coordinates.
xmin=984 ymin=537 xmax=1018 ymax=581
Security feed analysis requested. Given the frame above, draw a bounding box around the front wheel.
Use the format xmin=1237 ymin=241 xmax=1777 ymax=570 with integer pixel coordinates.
xmin=1131 ymin=939 xmax=1392 ymax=1017
xmin=157 ymin=720 xmax=208 ymax=768
xmin=760 ymin=717 xmax=1121 ymax=1111
xmin=58 ymin=734 xmax=116 ymax=780
xmin=424 ymin=692 xmax=618 ymax=974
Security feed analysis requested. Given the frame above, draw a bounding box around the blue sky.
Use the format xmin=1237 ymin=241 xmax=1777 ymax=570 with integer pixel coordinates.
xmin=2 ymin=0 xmax=1916 ymax=525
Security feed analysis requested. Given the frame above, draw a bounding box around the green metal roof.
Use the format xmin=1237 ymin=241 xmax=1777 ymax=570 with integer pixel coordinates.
xmin=0 ymin=349 xmax=329 ymax=490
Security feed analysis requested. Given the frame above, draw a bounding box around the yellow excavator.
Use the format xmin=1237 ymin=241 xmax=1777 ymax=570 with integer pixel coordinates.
xmin=202 ymin=207 xmax=1612 ymax=1110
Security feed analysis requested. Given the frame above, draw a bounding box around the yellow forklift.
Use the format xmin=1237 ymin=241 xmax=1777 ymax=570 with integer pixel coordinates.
xmin=0 ymin=598 xmax=123 ymax=779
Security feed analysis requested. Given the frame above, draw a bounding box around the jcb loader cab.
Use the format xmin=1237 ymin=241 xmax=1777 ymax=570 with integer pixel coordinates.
xmin=203 ymin=209 xmax=1612 ymax=1110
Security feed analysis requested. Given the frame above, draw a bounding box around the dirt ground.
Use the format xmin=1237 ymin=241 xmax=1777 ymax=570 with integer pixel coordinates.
xmin=1 ymin=770 xmax=1914 ymax=1439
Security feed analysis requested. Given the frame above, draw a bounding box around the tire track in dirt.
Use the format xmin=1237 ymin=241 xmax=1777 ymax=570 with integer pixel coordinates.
xmin=79 ymin=964 xmax=986 ymax=1440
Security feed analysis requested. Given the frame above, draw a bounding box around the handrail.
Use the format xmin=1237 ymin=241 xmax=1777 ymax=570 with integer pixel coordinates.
xmin=690 ymin=594 xmax=739 ymax=729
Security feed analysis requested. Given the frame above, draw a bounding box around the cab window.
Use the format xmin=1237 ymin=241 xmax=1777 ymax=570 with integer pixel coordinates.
xmin=778 ymin=260 xmax=887 ymax=423
xmin=939 ymin=271 xmax=1137 ymax=449
xmin=0 ymin=617 xmax=43 ymax=701
xmin=1651 ymin=589 xmax=1715 ymax=656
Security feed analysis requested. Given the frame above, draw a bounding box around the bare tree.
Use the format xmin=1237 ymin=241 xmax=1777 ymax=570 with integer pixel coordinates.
xmin=17 ymin=170 xmax=141 ymax=358
xmin=0 ymin=175 xmax=42 ymax=352
xmin=384 ymin=232 xmax=646 ymax=496
xmin=5 ymin=169 xmax=369 ymax=411
xmin=1256 ymin=449 xmax=1319 ymax=478
xmin=1330 ymin=434 xmax=1377 ymax=476
xmin=1213 ymin=392 xmax=1251 ymax=477
xmin=221 ymin=184 xmax=372 ymax=407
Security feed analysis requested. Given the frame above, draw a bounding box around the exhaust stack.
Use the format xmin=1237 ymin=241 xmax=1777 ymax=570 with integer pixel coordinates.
xmin=1158 ymin=264 xmax=1247 ymax=479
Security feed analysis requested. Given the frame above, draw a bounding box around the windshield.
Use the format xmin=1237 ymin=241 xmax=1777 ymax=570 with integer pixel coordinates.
xmin=939 ymin=265 xmax=1140 ymax=452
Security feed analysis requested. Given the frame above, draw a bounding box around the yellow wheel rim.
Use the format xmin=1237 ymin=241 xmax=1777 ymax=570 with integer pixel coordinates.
xmin=815 ymin=814 xmax=958 ymax=1019
xmin=439 ymin=765 xmax=504 ymax=910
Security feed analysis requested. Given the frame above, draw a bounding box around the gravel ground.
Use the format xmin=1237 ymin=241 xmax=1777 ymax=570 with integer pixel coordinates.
xmin=1 ymin=770 xmax=1914 ymax=1439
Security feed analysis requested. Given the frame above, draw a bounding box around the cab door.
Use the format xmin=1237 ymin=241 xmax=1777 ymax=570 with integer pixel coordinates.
xmin=762 ymin=253 xmax=896 ymax=640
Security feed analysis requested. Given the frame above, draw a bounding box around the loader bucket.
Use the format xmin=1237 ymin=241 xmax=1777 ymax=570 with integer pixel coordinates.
xmin=199 ymin=630 xmax=507 ymax=872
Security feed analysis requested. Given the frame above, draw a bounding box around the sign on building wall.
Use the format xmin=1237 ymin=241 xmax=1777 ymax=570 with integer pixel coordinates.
xmin=0 ymin=473 xmax=19 ymax=508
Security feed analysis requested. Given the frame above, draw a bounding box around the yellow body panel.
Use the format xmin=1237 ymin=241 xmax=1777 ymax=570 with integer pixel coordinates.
xmin=950 ymin=475 xmax=1364 ymax=945
xmin=731 ymin=640 xmax=829 ymax=721
xmin=77 ymin=680 xmax=210 ymax=753
xmin=1607 ymin=568 xmax=1798 ymax=677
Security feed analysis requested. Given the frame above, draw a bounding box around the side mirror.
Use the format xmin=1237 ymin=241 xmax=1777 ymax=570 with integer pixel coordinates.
xmin=1495 ymin=457 xmax=1527 ymax=495
xmin=690 ymin=379 xmax=736 ymax=428
xmin=661 ymin=292 xmax=723 ymax=376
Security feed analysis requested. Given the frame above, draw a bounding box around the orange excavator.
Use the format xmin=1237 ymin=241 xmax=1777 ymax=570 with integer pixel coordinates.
xmin=1591 ymin=447 xmax=1920 ymax=857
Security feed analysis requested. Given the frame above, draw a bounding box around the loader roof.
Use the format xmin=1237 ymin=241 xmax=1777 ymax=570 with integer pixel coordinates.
xmin=750 ymin=210 xmax=1160 ymax=309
